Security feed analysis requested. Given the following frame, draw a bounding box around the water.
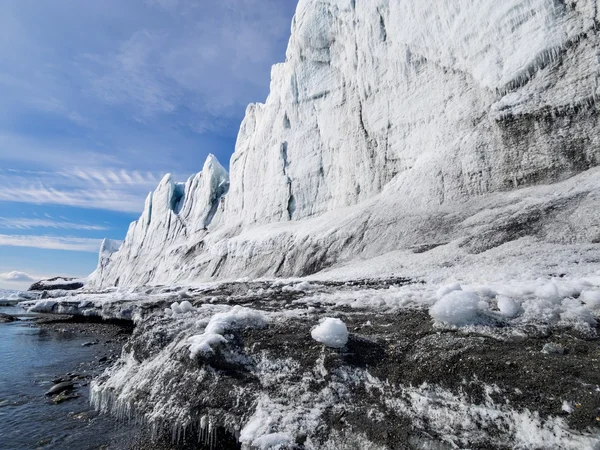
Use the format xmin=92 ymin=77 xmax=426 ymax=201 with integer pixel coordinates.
xmin=0 ymin=304 xmax=134 ymax=449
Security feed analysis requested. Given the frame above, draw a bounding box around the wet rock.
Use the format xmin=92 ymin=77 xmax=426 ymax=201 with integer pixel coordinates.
xmin=52 ymin=391 xmax=79 ymax=404
xmin=45 ymin=381 xmax=74 ymax=396
xmin=0 ymin=313 xmax=18 ymax=323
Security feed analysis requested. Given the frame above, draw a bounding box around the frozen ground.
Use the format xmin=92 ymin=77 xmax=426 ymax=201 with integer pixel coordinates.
xmin=21 ymin=258 xmax=600 ymax=449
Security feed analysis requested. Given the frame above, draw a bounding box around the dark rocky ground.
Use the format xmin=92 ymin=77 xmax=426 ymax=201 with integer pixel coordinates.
xmin=28 ymin=279 xmax=600 ymax=449
xmin=86 ymin=281 xmax=600 ymax=449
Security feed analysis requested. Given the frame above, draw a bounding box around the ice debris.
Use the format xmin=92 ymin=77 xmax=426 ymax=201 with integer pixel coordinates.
xmin=188 ymin=306 xmax=268 ymax=357
xmin=165 ymin=300 xmax=195 ymax=316
xmin=429 ymin=290 xmax=482 ymax=326
xmin=311 ymin=317 xmax=348 ymax=348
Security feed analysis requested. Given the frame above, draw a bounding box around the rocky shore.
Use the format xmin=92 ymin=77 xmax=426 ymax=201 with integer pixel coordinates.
xmin=15 ymin=267 xmax=600 ymax=449
xmin=24 ymin=278 xmax=597 ymax=449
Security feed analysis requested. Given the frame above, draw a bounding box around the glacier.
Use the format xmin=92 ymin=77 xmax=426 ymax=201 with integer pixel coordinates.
xmin=27 ymin=0 xmax=600 ymax=448
xmin=90 ymin=0 xmax=600 ymax=288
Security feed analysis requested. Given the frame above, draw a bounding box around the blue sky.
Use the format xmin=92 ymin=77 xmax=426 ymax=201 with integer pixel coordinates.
xmin=0 ymin=0 xmax=297 ymax=290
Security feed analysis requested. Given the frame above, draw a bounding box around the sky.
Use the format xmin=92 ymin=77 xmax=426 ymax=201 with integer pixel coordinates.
xmin=0 ymin=0 xmax=298 ymax=291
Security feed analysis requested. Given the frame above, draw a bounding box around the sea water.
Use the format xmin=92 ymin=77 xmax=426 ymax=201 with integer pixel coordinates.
xmin=0 ymin=296 xmax=134 ymax=449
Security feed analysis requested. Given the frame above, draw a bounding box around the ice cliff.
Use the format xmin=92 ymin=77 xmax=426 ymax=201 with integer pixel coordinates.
xmin=91 ymin=0 xmax=600 ymax=287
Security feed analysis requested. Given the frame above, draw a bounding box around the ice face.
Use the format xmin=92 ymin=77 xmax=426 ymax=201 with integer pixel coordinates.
xmin=91 ymin=0 xmax=600 ymax=288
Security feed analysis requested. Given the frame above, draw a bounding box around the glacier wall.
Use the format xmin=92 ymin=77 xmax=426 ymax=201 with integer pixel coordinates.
xmin=91 ymin=0 xmax=600 ymax=287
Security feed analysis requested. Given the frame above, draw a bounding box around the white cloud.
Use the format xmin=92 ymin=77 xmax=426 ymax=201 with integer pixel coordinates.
xmin=0 ymin=234 xmax=104 ymax=253
xmin=0 ymin=168 xmax=161 ymax=213
xmin=0 ymin=185 xmax=145 ymax=213
xmin=0 ymin=271 xmax=39 ymax=283
xmin=0 ymin=217 xmax=109 ymax=231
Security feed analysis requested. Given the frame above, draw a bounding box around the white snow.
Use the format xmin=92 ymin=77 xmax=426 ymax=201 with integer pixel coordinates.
xmin=311 ymin=317 xmax=348 ymax=348
xmin=429 ymin=291 xmax=482 ymax=326
xmin=581 ymin=291 xmax=600 ymax=310
xmin=250 ymin=433 xmax=293 ymax=450
xmin=436 ymin=282 xmax=462 ymax=300
xmin=188 ymin=306 xmax=268 ymax=357
xmin=496 ymin=296 xmax=521 ymax=318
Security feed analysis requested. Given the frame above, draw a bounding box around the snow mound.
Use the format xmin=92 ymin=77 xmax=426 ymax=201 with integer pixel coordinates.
xmin=166 ymin=300 xmax=195 ymax=315
xmin=311 ymin=317 xmax=348 ymax=348
xmin=436 ymin=282 xmax=462 ymax=300
xmin=429 ymin=291 xmax=482 ymax=326
xmin=188 ymin=306 xmax=268 ymax=357
xmin=581 ymin=291 xmax=600 ymax=310
xmin=496 ymin=296 xmax=521 ymax=318
xmin=282 ymin=281 xmax=317 ymax=292
xmin=251 ymin=432 xmax=293 ymax=450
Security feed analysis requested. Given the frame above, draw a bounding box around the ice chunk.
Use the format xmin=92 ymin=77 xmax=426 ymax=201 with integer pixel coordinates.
xmin=436 ymin=282 xmax=462 ymax=300
xmin=171 ymin=302 xmax=183 ymax=314
xmin=581 ymin=291 xmax=600 ymax=310
xmin=497 ymin=296 xmax=521 ymax=318
xmin=311 ymin=317 xmax=348 ymax=348
xmin=188 ymin=306 xmax=268 ymax=357
xmin=429 ymin=291 xmax=481 ymax=326
xmin=562 ymin=401 xmax=574 ymax=414
xmin=534 ymin=283 xmax=560 ymax=303
xmin=251 ymin=432 xmax=293 ymax=450
xmin=179 ymin=300 xmax=194 ymax=313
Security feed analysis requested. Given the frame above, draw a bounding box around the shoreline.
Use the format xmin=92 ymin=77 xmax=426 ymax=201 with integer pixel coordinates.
xmin=30 ymin=313 xmax=195 ymax=450
xmin=0 ymin=308 xmax=141 ymax=450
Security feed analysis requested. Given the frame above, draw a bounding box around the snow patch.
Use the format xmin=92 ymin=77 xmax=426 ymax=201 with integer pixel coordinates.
xmin=429 ymin=291 xmax=482 ymax=326
xmin=188 ymin=306 xmax=268 ymax=357
xmin=496 ymin=296 xmax=521 ymax=318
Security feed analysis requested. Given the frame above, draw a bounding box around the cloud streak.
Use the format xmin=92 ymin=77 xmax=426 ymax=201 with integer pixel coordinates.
xmin=0 ymin=217 xmax=109 ymax=231
xmin=0 ymin=168 xmax=162 ymax=213
xmin=0 ymin=234 xmax=105 ymax=253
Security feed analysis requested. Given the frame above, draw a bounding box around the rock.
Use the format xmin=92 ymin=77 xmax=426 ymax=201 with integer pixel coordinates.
xmin=541 ymin=343 xmax=566 ymax=355
xmin=51 ymin=391 xmax=79 ymax=404
xmin=45 ymin=381 xmax=74 ymax=396
xmin=82 ymin=341 xmax=98 ymax=347
xmin=29 ymin=277 xmax=84 ymax=292
xmin=98 ymin=356 xmax=108 ymax=363
xmin=0 ymin=313 xmax=17 ymax=323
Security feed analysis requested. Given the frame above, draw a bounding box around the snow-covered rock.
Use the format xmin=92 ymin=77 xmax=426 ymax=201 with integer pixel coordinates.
xmin=28 ymin=277 xmax=86 ymax=292
xmin=91 ymin=0 xmax=600 ymax=288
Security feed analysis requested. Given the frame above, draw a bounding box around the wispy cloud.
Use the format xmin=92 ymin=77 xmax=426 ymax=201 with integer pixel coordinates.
xmin=0 ymin=186 xmax=146 ymax=213
xmin=0 ymin=168 xmax=161 ymax=213
xmin=0 ymin=234 xmax=104 ymax=253
xmin=0 ymin=217 xmax=109 ymax=231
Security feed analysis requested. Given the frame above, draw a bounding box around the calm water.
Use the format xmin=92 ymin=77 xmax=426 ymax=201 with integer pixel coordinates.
xmin=0 ymin=304 xmax=134 ymax=450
